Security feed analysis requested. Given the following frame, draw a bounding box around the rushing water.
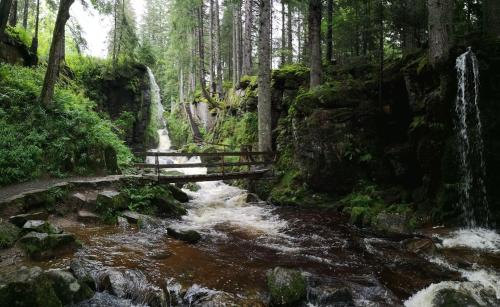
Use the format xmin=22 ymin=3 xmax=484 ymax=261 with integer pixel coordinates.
xmin=454 ymin=48 xmax=489 ymax=227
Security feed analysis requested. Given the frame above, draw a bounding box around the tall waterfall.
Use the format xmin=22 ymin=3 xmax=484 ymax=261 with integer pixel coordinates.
xmin=146 ymin=67 xmax=171 ymax=152
xmin=454 ymin=48 xmax=489 ymax=227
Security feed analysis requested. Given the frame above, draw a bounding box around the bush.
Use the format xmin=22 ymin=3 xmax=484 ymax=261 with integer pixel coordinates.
xmin=0 ymin=64 xmax=132 ymax=186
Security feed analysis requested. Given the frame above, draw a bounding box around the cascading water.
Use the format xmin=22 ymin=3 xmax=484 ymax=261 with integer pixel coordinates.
xmin=454 ymin=48 xmax=490 ymax=227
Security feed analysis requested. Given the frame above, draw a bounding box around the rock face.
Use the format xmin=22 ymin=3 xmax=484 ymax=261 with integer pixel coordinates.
xmin=0 ymin=219 xmax=21 ymax=248
xmin=23 ymin=220 xmax=62 ymax=234
xmin=0 ymin=34 xmax=37 ymax=66
xmin=9 ymin=212 xmax=49 ymax=227
xmin=18 ymin=231 xmax=79 ymax=259
xmin=0 ymin=267 xmax=93 ymax=306
xmin=266 ymin=267 xmax=307 ymax=306
xmin=167 ymin=228 xmax=202 ymax=244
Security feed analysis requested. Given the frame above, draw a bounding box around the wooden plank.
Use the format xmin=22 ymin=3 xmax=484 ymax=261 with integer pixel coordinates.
xmin=135 ymin=151 xmax=273 ymax=157
xmin=146 ymin=169 xmax=271 ymax=183
xmin=135 ymin=161 xmax=272 ymax=169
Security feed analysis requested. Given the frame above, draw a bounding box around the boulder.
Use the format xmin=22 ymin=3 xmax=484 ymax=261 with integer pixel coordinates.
xmin=9 ymin=212 xmax=49 ymax=227
xmin=121 ymin=210 xmax=143 ymax=224
xmin=45 ymin=270 xmax=94 ymax=305
xmin=121 ymin=211 xmax=162 ymax=230
xmin=266 ymin=267 xmax=307 ymax=306
xmin=0 ymin=219 xmax=21 ymax=249
xmin=184 ymin=182 xmax=201 ymax=192
xmin=184 ymin=284 xmax=238 ymax=306
xmin=404 ymin=237 xmax=437 ymax=255
xmin=167 ymin=228 xmax=202 ymax=244
xmin=372 ymin=212 xmax=410 ymax=234
xmin=246 ymin=193 xmax=262 ymax=203
xmin=168 ymin=184 xmax=190 ymax=203
xmin=432 ymin=288 xmax=481 ymax=307
xmin=77 ymin=210 xmax=101 ymax=223
xmin=117 ymin=216 xmax=130 ymax=228
xmin=18 ymin=231 xmax=79 ymax=259
xmin=96 ymin=190 xmax=128 ymax=212
xmin=23 ymin=220 xmax=62 ymax=234
xmin=308 ymin=285 xmax=354 ymax=306
xmin=69 ymin=192 xmax=97 ymax=211
xmin=152 ymin=190 xmax=188 ymax=218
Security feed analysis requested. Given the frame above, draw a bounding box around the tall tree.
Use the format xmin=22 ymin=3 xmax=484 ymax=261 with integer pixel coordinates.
xmin=258 ymin=0 xmax=272 ymax=152
xmin=197 ymin=5 xmax=216 ymax=108
xmin=326 ymin=0 xmax=333 ymax=63
xmin=242 ymin=0 xmax=253 ymax=76
xmin=29 ymin=0 xmax=39 ymax=56
xmin=308 ymin=0 xmax=322 ymax=88
xmin=286 ymin=2 xmax=293 ymax=63
xmin=21 ymin=0 xmax=27 ymax=28
xmin=427 ymin=0 xmax=454 ymax=65
xmin=0 ymin=0 xmax=13 ymax=34
xmin=40 ymin=0 xmax=75 ymax=107
xmin=214 ymin=0 xmax=223 ymax=96
xmin=8 ymin=0 xmax=16 ymax=26
xmin=484 ymin=0 xmax=500 ymax=38
xmin=280 ymin=0 xmax=286 ymax=66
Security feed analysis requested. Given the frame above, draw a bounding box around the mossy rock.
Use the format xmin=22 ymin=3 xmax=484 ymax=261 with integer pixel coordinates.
xmin=167 ymin=184 xmax=189 ymax=203
xmin=45 ymin=270 xmax=94 ymax=305
xmin=183 ymin=182 xmax=201 ymax=192
xmin=152 ymin=189 xmax=187 ymax=218
xmin=22 ymin=220 xmax=62 ymax=234
xmin=96 ymin=190 xmax=128 ymax=212
xmin=0 ymin=219 xmax=21 ymax=249
xmin=167 ymin=228 xmax=201 ymax=244
xmin=18 ymin=232 xmax=79 ymax=259
xmin=266 ymin=267 xmax=307 ymax=306
xmin=432 ymin=288 xmax=481 ymax=307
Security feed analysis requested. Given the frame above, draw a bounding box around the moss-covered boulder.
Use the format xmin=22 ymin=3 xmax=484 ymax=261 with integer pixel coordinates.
xmin=18 ymin=232 xmax=79 ymax=259
xmin=22 ymin=220 xmax=62 ymax=234
xmin=167 ymin=228 xmax=201 ymax=244
xmin=152 ymin=189 xmax=187 ymax=218
xmin=167 ymin=184 xmax=189 ymax=203
xmin=266 ymin=267 xmax=307 ymax=306
xmin=0 ymin=219 xmax=21 ymax=248
xmin=432 ymin=288 xmax=481 ymax=307
xmin=96 ymin=190 xmax=128 ymax=212
xmin=9 ymin=212 xmax=49 ymax=227
xmin=372 ymin=212 xmax=411 ymax=234
xmin=45 ymin=270 xmax=94 ymax=305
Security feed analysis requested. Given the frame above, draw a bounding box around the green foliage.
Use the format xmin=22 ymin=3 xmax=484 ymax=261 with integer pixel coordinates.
xmin=123 ymin=184 xmax=167 ymax=214
xmin=166 ymin=111 xmax=192 ymax=148
xmin=0 ymin=64 xmax=132 ymax=186
xmin=0 ymin=221 xmax=20 ymax=249
xmin=5 ymin=26 xmax=32 ymax=47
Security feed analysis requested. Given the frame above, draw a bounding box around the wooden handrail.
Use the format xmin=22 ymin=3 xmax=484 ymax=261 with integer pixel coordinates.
xmin=135 ymin=161 xmax=272 ymax=169
xmin=135 ymin=151 xmax=274 ymax=157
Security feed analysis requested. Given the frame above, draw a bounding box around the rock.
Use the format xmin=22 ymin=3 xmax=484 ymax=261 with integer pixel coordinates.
xmin=404 ymin=237 xmax=437 ymax=255
xmin=96 ymin=190 xmax=128 ymax=212
xmin=69 ymin=258 xmax=100 ymax=290
xmin=23 ymin=220 xmax=62 ymax=234
xmin=121 ymin=210 xmax=143 ymax=224
xmin=372 ymin=212 xmax=410 ymax=234
xmin=309 ymin=285 xmax=354 ymax=306
xmin=45 ymin=269 xmax=94 ymax=305
xmin=117 ymin=216 xmax=130 ymax=228
xmin=167 ymin=228 xmax=202 ymax=244
xmin=432 ymin=288 xmax=481 ymax=307
xmin=69 ymin=192 xmax=98 ymax=211
xmin=0 ymin=219 xmax=21 ymax=249
xmin=152 ymin=189 xmax=188 ymax=218
xmin=77 ymin=210 xmax=101 ymax=223
xmin=168 ymin=184 xmax=190 ymax=203
xmin=120 ymin=211 xmax=161 ymax=229
xmin=0 ymin=266 xmax=61 ymax=306
xmin=266 ymin=267 xmax=307 ymax=306
xmin=75 ymin=291 xmax=137 ymax=307
xmin=147 ymin=250 xmax=172 ymax=260
xmin=9 ymin=212 xmax=49 ymax=227
xmin=184 ymin=284 xmax=238 ymax=306
xmin=246 ymin=193 xmax=261 ymax=203
xmin=18 ymin=231 xmax=79 ymax=259
xmin=184 ymin=182 xmax=201 ymax=192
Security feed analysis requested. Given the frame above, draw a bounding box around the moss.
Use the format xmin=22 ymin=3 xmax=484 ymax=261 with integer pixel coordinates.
xmin=0 ymin=220 xmax=21 ymax=249
xmin=266 ymin=267 xmax=307 ymax=306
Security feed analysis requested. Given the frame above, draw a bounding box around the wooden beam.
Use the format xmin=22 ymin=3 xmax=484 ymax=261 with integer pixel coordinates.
xmin=135 ymin=151 xmax=274 ymax=157
xmin=135 ymin=161 xmax=272 ymax=169
xmin=145 ymin=169 xmax=271 ymax=183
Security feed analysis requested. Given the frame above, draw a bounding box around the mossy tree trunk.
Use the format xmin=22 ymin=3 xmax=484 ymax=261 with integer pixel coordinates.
xmin=8 ymin=0 xmax=15 ymax=27
xmin=21 ymin=0 xmax=27 ymax=28
xmin=308 ymin=0 xmax=322 ymax=88
xmin=0 ymin=0 xmax=13 ymax=34
xmin=40 ymin=0 xmax=74 ymax=107
xmin=258 ymin=0 xmax=272 ymax=152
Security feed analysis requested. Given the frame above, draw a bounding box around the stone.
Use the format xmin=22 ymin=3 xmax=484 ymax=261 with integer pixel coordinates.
xmin=372 ymin=212 xmax=410 ymax=234
xmin=266 ymin=267 xmax=307 ymax=306
xmin=45 ymin=270 xmax=94 ymax=305
xmin=168 ymin=184 xmax=190 ymax=203
xmin=9 ymin=212 xmax=49 ymax=227
xmin=404 ymin=237 xmax=437 ymax=255
xmin=96 ymin=190 xmax=128 ymax=212
xmin=117 ymin=216 xmax=130 ymax=228
xmin=77 ymin=210 xmax=101 ymax=223
xmin=309 ymin=285 xmax=354 ymax=306
xmin=432 ymin=288 xmax=481 ymax=307
xmin=152 ymin=190 xmax=188 ymax=218
xmin=23 ymin=220 xmax=62 ymax=234
xmin=69 ymin=192 xmax=97 ymax=210
xmin=18 ymin=231 xmax=79 ymax=259
xmin=184 ymin=182 xmax=201 ymax=192
xmin=167 ymin=228 xmax=202 ymax=244
xmin=246 ymin=193 xmax=261 ymax=203
xmin=121 ymin=210 xmax=143 ymax=224
xmin=0 ymin=219 xmax=21 ymax=249
xmin=184 ymin=284 xmax=238 ymax=306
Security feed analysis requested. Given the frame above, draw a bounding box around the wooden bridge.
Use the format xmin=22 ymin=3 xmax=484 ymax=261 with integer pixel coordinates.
xmin=134 ymin=150 xmax=275 ymax=183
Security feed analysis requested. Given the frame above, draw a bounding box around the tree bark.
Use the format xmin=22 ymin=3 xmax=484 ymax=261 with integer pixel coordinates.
xmin=197 ymin=5 xmax=217 ymax=108
xmin=8 ymin=0 xmax=16 ymax=27
xmin=0 ymin=0 xmax=13 ymax=34
xmin=40 ymin=0 xmax=75 ymax=107
xmin=22 ymin=0 xmax=27 ymax=28
xmin=112 ymin=0 xmax=118 ymax=66
xmin=209 ymin=0 xmax=215 ymax=94
xmin=308 ymin=0 xmax=322 ymax=88
xmin=242 ymin=0 xmax=253 ymax=76
xmin=401 ymin=0 xmax=419 ymax=55
xmin=29 ymin=0 xmax=38 ymax=56
xmin=287 ymin=2 xmax=293 ymax=64
xmin=280 ymin=0 xmax=286 ymax=66
xmin=258 ymin=0 xmax=272 ymax=152
xmin=378 ymin=0 xmax=384 ymax=107
xmin=326 ymin=0 xmax=333 ymax=63
xmin=232 ymin=3 xmax=237 ymax=86
xmin=237 ymin=4 xmax=243 ymax=81
xmin=214 ymin=0 xmax=223 ymax=97
xmin=484 ymin=0 xmax=500 ymax=38
xmin=427 ymin=0 xmax=454 ymax=65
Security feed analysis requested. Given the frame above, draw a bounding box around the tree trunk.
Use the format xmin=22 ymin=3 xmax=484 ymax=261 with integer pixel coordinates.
xmin=402 ymin=0 xmax=419 ymax=55
xmin=197 ymin=5 xmax=217 ymax=108
xmin=237 ymin=5 xmax=243 ymax=81
xmin=29 ymin=0 xmax=38 ymax=56
xmin=40 ymin=0 xmax=75 ymax=107
xmin=232 ymin=3 xmax=237 ymax=86
xmin=0 ymin=0 xmax=13 ymax=34
xmin=112 ymin=0 xmax=118 ymax=66
xmin=258 ymin=0 xmax=272 ymax=152
xmin=287 ymin=2 xmax=293 ymax=64
xmin=242 ymin=0 xmax=253 ymax=76
xmin=308 ymin=0 xmax=322 ymax=88
xmin=427 ymin=0 xmax=454 ymax=65
xmin=22 ymin=0 xmax=27 ymax=28
xmin=209 ymin=0 xmax=215 ymax=94
xmin=378 ymin=0 xmax=384 ymax=107
xmin=8 ymin=0 xmax=16 ymax=27
xmin=280 ymin=0 xmax=286 ymax=66
xmin=214 ymin=0 xmax=223 ymax=97
xmin=326 ymin=0 xmax=333 ymax=63
xmin=484 ymin=0 xmax=500 ymax=38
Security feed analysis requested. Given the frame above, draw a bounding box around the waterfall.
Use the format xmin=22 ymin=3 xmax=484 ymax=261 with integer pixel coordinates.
xmin=454 ymin=48 xmax=489 ymax=227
